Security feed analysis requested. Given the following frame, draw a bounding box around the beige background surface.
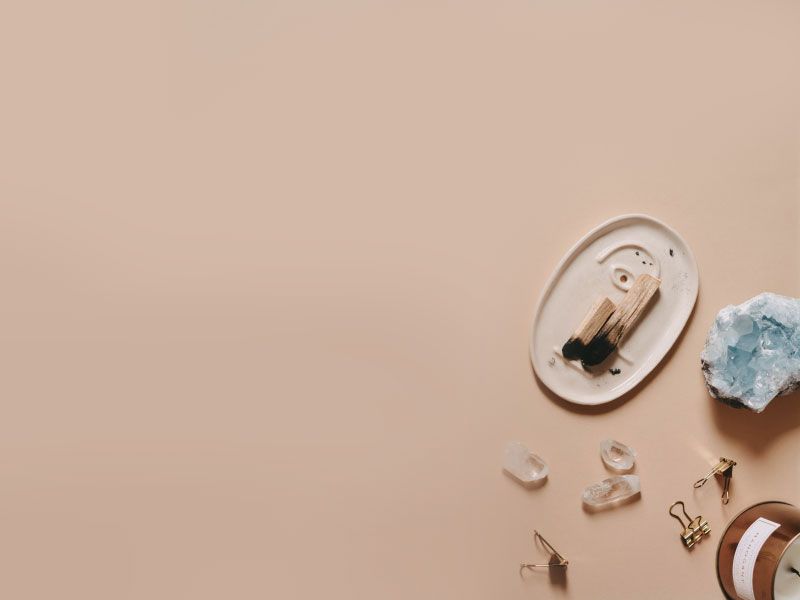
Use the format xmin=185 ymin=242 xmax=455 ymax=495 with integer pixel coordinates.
xmin=1 ymin=1 xmax=799 ymax=599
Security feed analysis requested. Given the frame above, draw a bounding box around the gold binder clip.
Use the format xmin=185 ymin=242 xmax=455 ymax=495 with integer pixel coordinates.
xmin=520 ymin=530 xmax=569 ymax=572
xmin=669 ymin=501 xmax=710 ymax=549
xmin=694 ymin=457 xmax=737 ymax=504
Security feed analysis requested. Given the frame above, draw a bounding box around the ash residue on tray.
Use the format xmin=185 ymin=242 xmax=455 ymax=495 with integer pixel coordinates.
xmin=669 ymin=248 xmax=674 ymax=257
xmin=609 ymin=368 xmax=621 ymax=375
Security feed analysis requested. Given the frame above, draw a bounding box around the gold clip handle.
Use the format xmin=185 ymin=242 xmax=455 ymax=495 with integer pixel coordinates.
xmin=669 ymin=501 xmax=691 ymax=528
xmin=520 ymin=561 xmax=568 ymax=569
xmin=669 ymin=501 xmax=710 ymax=548
xmin=721 ymin=473 xmax=732 ymax=505
xmin=534 ymin=531 xmax=568 ymax=566
xmin=694 ymin=458 xmax=736 ymax=504
xmin=520 ymin=530 xmax=569 ymax=572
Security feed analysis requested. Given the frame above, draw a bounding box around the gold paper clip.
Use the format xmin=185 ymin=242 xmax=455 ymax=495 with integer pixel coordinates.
xmin=694 ymin=457 xmax=736 ymax=504
xmin=669 ymin=501 xmax=710 ymax=549
xmin=520 ymin=530 xmax=569 ymax=572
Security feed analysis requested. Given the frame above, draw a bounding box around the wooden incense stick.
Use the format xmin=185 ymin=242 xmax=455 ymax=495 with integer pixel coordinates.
xmin=580 ymin=274 xmax=661 ymax=367
xmin=562 ymin=297 xmax=616 ymax=360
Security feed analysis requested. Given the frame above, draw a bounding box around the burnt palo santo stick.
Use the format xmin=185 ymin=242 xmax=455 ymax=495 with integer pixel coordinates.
xmin=580 ymin=274 xmax=661 ymax=367
xmin=562 ymin=297 xmax=616 ymax=360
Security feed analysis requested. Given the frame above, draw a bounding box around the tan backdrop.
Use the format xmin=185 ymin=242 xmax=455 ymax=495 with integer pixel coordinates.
xmin=1 ymin=1 xmax=799 ymax=598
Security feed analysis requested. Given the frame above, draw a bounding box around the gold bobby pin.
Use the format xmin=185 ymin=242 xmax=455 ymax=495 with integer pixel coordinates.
xmin=694 ymin=457 xmax=737 ymax=504
xmin=669 ymin=501 xmax=710 ymax=549
xmin=520 ymin=530 xmax=569 ymax=572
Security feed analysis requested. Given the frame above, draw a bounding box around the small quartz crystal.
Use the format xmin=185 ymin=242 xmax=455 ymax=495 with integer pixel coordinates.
xmin=582 ymin=475 xmax=640 ymax=508
xmin=503 ymin=441 xmax=549 ymax=486
xmin=600 ymin=439 xmax=636 ymax=471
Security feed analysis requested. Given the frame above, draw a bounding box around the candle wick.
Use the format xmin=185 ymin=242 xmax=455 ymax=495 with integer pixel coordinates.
xmin=791 ymin=567 xmax=800 ymax=578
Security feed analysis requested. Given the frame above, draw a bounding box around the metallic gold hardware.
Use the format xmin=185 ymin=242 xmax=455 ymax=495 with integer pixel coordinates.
xmin=694 ymin=457 xmax=737 ymax=504
xmin=669 ymin=501 xmax=710 ymax=548
xmin=520 ymin=530 xmax=569 ymax=572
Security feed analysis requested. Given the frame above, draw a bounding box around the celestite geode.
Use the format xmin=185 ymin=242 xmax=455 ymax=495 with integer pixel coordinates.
xmin=701 ymin=293 xmax=800 ymax=412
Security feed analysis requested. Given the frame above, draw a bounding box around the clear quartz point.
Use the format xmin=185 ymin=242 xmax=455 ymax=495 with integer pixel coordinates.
xmin=582 ymin=475 xmax=640 ymax=508
xmin=503 ymin=441 xmax=549 ymax=485
xmin=600 ymin=439 xmax=636 ymax=471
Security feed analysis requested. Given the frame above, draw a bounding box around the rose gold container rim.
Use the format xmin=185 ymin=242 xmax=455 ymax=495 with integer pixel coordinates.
xmin=716 ymin=500 xmax=797 ymax=600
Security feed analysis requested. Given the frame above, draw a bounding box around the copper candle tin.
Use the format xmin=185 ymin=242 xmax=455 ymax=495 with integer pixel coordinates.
xmin=718 ymin=501 xmax=800 ymax=600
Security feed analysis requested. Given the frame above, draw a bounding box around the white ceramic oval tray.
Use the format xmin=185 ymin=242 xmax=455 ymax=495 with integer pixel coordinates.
xmin=530 ymin=214 xmax=698 ymax=405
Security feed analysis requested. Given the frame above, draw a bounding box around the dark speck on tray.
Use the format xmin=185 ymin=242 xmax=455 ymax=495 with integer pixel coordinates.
xmin=669 ymin=248 xmax=674 ymax=257
xmin=609 ymin=368 xmax=621 ymax=375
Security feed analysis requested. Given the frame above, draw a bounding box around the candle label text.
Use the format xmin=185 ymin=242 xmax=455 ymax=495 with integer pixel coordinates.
xmin=733 ymin=517 xmax=781 ymax=600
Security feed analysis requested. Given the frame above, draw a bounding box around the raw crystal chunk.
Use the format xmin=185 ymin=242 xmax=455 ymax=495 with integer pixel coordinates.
xmin=600 ymin=439 xmax=636 ymax=471
xmin=582 ymin=475 xmax=640 ymax=508
xmin=701 ymin=293 xmax=800 ymax=412
xmin=503 ymin=442 xmax=549 ymax=486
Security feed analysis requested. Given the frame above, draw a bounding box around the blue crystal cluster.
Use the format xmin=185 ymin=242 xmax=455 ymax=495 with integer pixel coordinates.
xmin=701 ymin=293 xmax=800 ymax=412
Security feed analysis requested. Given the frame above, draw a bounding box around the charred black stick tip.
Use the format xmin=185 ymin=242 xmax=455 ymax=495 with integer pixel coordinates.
xmin=561 ymin=338 xmax=585 ymax=361
xmin=580 ymin=335 xmax=615 ymax=367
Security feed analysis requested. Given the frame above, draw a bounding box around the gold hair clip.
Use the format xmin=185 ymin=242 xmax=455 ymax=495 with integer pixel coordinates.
xmin=520 ymin=530 xmax=569 ymax=572
xmin=694 ymin=457 xmax=736 ymax=504
xmin=669 ymin=501 xmax=710 ymax=548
